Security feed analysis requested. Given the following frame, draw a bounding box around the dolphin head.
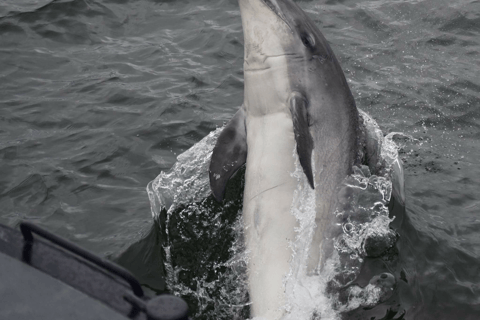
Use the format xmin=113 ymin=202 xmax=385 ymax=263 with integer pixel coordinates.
xmin=238 ymin=0 xmax=335 ymax=73
xmin=238 ymin=0 xmax=354 ymax=122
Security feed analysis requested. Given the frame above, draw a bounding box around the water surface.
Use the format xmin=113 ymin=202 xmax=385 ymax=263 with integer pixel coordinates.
xmin=1 ymin=0 xmax=479 ymax=319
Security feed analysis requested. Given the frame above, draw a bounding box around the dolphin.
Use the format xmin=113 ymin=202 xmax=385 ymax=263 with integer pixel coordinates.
xmin=208 ymin=0 xmax=404 ymax=318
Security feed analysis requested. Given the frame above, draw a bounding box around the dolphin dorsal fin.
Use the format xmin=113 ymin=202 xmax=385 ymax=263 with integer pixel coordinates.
xmin=209 ymin=105 xmax=248 ymax=202
xmin=289 ymin=92 xmax=315 ymax=189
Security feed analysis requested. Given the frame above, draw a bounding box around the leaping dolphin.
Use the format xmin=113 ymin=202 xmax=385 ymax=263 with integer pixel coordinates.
xmin=208 ymin=0 xmax=404 ymax=318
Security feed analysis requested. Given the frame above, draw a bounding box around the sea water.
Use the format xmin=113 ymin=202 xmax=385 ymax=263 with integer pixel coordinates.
xmin=1 ymin=0 xmax=479 ymax=319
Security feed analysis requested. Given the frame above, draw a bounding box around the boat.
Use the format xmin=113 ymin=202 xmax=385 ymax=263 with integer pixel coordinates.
xmin=0 ymin=221 xmax=189 ymax=320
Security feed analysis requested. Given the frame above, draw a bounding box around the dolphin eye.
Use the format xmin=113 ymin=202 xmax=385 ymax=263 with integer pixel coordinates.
xmin=301 ymin=33 xmax=315 ymax=48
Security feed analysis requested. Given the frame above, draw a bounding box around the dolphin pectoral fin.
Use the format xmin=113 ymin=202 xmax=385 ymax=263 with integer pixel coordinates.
xmin=358 ymin=109 xmax=383 ymax=173
xmin=359 ymin=110 xmax=405 ymax=206
xmin=289 ymin=92 xmax=314 ymax=189
xmin=209 ymin=105 xmax=248 ymax=203
xmin=391 ymin=157 xmax=405 ymax=206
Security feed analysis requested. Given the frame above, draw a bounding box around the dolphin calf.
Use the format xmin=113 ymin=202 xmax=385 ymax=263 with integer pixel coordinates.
xmin=208 ymin=0 xmax=403 ymax=318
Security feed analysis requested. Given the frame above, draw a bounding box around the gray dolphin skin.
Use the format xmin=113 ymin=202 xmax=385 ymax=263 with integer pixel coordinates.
xmin=208 ymin=0 xmax=401 ymax=318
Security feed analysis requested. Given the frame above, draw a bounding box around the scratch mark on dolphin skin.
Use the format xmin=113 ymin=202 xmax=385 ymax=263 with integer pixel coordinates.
xmin=248 ymin=181 xmax=288 ymax=202
xmin=263 ymin=52 xmax=296 ymax=63
xmin=244 ymin=66 xmax=271 ymax=72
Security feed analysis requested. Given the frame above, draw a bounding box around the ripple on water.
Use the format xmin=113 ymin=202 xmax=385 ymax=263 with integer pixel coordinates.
xmin=0 ymin=0 xmax=479 ymax=318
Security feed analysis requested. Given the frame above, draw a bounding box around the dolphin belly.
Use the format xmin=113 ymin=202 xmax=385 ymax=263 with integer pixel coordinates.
xmin=242 ymin=111 xmax=298 ymax=318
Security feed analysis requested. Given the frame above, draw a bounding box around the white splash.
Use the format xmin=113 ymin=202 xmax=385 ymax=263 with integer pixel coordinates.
xmin=146 ymin=120 xmax=404 ymax=319
xmin=281 ymin=151 xmax=341 ymax=320
xmin=147 ymin=127 xmax=222 ymax=219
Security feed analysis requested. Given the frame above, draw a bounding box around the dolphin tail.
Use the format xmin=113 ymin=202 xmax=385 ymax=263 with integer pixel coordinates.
xmin=209 ymin=105 xmax=248 ymax=203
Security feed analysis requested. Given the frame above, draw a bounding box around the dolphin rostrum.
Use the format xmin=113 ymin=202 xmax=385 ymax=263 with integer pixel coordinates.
xmin=208 ymin=0 xmax=403 ymax=318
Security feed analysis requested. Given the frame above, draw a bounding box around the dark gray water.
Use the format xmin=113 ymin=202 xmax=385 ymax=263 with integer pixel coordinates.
xmin=1 ymin=0 xmax=479 ymax=319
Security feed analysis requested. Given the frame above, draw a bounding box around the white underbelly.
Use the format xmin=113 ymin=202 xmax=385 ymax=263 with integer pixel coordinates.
xmin=243 ymin=111 xmax=299 ymax=319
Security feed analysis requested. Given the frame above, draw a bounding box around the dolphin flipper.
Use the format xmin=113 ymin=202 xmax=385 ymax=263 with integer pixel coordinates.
xmin=359 ymin=109 xmax=383 ymax=173
xmin=359 ymin=109 xmax=405 ymax=206
xmin=391 ymin=157 xmax=405 ymax=206
xmin=289 ymin=92 xmax=315 ymax=189
xmin=209 ymin=105 xmax=248 ymax=202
